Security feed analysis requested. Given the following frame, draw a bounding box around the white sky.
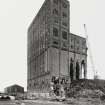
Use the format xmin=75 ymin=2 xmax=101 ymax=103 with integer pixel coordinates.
xmin=0 ymin=0 xmax=105 ymax=91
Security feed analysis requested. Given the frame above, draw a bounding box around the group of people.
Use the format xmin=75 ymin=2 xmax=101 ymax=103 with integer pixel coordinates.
xmin=50 ymin=76 xmax=69 ymax=97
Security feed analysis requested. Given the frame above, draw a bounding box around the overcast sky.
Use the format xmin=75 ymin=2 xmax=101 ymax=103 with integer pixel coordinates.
xmin=0 ymin=0 xmax=105 ymax=91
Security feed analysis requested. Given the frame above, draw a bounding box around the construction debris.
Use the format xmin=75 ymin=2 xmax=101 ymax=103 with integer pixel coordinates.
xmin=66 ymin=79 xmax=105 ymax=100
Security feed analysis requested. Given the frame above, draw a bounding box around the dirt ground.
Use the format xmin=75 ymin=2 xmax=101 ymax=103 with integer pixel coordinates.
xmin=0 ymin=98 xmax=105 ymax=105
xmin=64 ymin=97 xmax=105 ymax=105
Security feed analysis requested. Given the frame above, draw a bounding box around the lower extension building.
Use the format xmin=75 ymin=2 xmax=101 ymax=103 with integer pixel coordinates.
xmin=4 ymin=84 xmax=24 ymax=99
xmin=27 ymin=0 xmax=87 ymax=96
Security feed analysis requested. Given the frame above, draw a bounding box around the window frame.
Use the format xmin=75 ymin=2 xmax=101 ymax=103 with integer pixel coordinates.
xmin=62 ymin=2 xmax=68 ymax=8
xmin=62 ymin=21 xmax=68 ymax=27
xmin=53 ymin=9 xmax=59 ymax=16
xmin=62 ymin=12 xmax=67 ymax=18
xmin=53 ymin=0 xmax=59 ymax=5
xmin=53 ymin=27 xmax=59 ymax=37
xmin=62 ymin=31 xmax=68 ymax=40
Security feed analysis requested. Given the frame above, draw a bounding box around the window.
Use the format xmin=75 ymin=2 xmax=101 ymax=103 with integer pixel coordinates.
xmin=53 ymin=27 xmax=58 ymax=37
xmin=82 ymin=40 xmax=86 ymax=45
xmin=77 ymin=40 xmax=79 ymax=44
xmin=62 ymin=42 xmax=67 ymax=48
xmin=71 ymin=38 xmax=73 ymax=42
xmin=62 ymin=21 xmax=67 ymax=27
xmin=71 ymin=45 xmax=73 ymax=49
xmin=53 ymin=41 xmax=59 ymax=45
xmin=62 ymin=12 xmax=67 ymax=18
xmin=62 ymin=2 xmax=67 ymax=8
xmin=62 ymin=31 xmax=67 ymax=40
xmin=29 ymin=83 xmax=31 ymax=88
xmin=53 ymin=40 xmax=59 ymax=48
xmin=53 ymin=9 xmax=59 ymax=15
xmin=54 ymin=18 xmax=59 ymax=24
xmin=77 ymin=47 xmax=79 ymax=51
xmin=53 ymin=0 xmax=58 ymax=4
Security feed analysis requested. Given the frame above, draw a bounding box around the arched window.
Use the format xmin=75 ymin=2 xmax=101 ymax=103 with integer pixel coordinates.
xmin=53 ymin=27 xmax=58 ymax=37
xmin=76 ymin=61 xmax=80 ymax=80
xmin=70 ymin=58 xmax=74 ymax=82
xmin=81 ymin=60 xmax=86 ymax=79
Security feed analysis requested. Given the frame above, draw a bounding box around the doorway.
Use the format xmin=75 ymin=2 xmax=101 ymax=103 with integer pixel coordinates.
xmin=76 ymin=61 xmax=80 ymax=80
xmin=70 ymin=59 xmax=74 ymax=82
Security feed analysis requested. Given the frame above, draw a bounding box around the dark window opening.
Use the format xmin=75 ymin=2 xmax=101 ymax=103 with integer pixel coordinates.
xmin=70 ymin=61 xmax=73 ymax=82
xmin=62 ymin=21 xmax=67 ymax=27
xmin=51 ymin=76 xmax=56 ymax=82
xmin=76 ymin=62 xmax=80 ymax=80
xmin=53 ymin=27 xmax=58 ymax=37
xmin=62 ymin=31 xmax=67 ymax=40
xmin=71 ymin=38 xmax=74 ymax=42
xmin=62 ymin=2 xmax=67 ymax=8
xmin=54 ymin=18 xmax=59 ymax=24
xmin=53 ymin=41 xmax=59 ymax=45
xmin=53 ymin=9 xmax=59 ymax=15
xmin=71 ymin=45 xmax=73 ymax=49
xmin=77 ymin=47 xmax=79 ymax=51
xmin=62 ymin=12 xmax=67 ymax=18
xmin=53 ymin=0 xmax=58 ymax=4
xmin=63 ymin=42 xmax=67 ymax=48
xmin=82 ymin=40 xmax=86 ymax=46
xmin=29 ymin=83 xmax=31 ymax=88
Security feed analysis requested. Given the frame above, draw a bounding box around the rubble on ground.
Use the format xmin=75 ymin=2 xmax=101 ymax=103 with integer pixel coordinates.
xmin=66 ymin=79 xmax=105 ymax=100
xmin=62 ymin=79 xmax=105 ymax=105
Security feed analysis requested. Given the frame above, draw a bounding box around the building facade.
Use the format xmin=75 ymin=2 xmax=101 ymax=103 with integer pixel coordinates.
xmin=4 ymin=84 xmax=24 ymax=99
xmin=27 ymin=0 xmax=87 ymax=94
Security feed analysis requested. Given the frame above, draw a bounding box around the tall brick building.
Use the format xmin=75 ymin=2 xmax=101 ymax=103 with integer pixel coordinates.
xmin=27 ymin=0 xmax=87 ymax=95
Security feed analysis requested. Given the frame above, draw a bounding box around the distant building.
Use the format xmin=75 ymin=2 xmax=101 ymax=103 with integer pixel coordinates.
xmin=27 ymin=0 xmax=87 ymax=95
xmin=4 ymin=84 xmax=24 ymax=99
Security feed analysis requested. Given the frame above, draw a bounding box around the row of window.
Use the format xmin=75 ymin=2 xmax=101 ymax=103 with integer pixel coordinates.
xmin=52 ymin=27 xmax=87 ymax=52
xmin=28 ymin=79 xmax=50 ymax=89
xmin=53 ymin=18 xmax=68 ymax=27
xmin=52 ymin=39 xmax=68 ymax=49
xmin=53 ymin=0 xmax=68 ymax=9
xmin=53 ymin=8 xmax=68 ymax=27
xmin=53 ymin=27 xmax=68 ymax=40
xmin=52 ymin=41 xmax=86 ymax=52
xmin=53 ymin=9 xmax=68 ymax=18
